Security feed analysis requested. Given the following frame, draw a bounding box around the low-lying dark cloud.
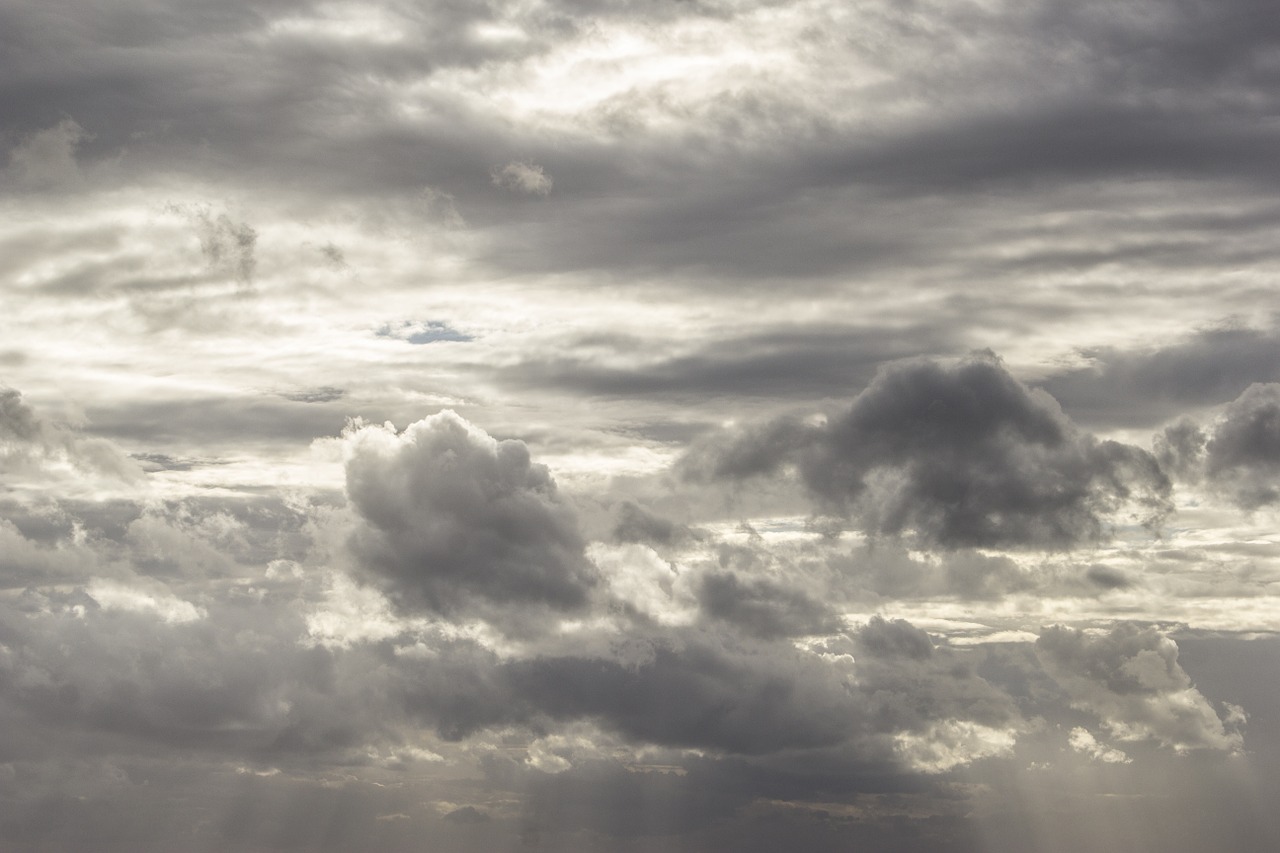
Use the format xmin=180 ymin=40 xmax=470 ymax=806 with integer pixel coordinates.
xmin=686 ymin=355 xmax=1171 ymax=548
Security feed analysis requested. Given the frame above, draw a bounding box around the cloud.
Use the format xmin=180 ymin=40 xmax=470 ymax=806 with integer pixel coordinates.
xmin=686 ymin=355 xmax=1172 ymax=549
xmin=491 ymin=160 xmax=552 ymax=195
xmin=611 ymin=501 xmax=702 ymax=548
xmin=696 ymin=571 xmax=841 ymax=640
xmin=1067 ymin=726 xmax=1131 ymax=764
xmin=343 ymin=411 xmax=599 ymax=621
xmin=5 ymin=118 xmax=88 ymax=188
xmin=1036 ymin=623 xmax=1244 ymax=754
xmin=1041 ymin=325 xmax=1280 ymax=428
xmin=0 ymin=387 xmax=143 ymax=487
xmin=1204 ymin=383 xmax=1280 ymax=508
xmin=191 ymin=208 xmax=258 ymax=284
xmin=501 ymin=322 xmax=962 ymax=402
xmin=1150 ymin=382 xmax=1280 ymax=508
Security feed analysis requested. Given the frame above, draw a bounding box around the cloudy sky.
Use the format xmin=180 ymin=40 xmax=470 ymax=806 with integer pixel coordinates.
xmin=3 ymin=0 xmax=1280 ymax=850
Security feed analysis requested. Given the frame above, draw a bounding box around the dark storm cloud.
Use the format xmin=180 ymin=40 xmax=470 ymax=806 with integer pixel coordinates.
xmin=1041 ymin=325 xmax=1280 ymax=428
xmin=343 ymin=410 xmax=598 ymax=620
xmin=686 ymin=355 xmax=1171 ymax=548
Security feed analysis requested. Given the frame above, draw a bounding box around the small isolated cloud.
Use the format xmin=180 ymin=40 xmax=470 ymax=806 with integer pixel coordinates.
xmin=6 ymin=118 xmax=88 ymax=188
xmin=491 ymin=160 xmax=552 ymax=195
xmin=377 ymin=320 xmax=473 ymax=345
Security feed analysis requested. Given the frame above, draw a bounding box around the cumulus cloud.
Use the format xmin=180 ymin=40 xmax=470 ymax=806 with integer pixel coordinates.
xmin=1036 ymin=623 xmax=1244 ymax=754
xmin=1151 ymin=383 xmax=1280 ymax=507
xmin=1204 ymin=383 xmax=1280 ymax=508
xmin=686 ymin=355 xmax=1172 ymax=548
xmin=343 ymin=411 xmax=598 ymax=621
xmin=491 ymin=160 xmax=552 ymax=195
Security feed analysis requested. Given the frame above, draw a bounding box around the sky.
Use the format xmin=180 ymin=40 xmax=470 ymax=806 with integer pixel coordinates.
xmin=2 ymin=0 xmax=1280 ymax=850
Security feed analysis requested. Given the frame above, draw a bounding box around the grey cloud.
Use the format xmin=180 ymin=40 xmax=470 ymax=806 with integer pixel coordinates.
xmin=1205 ymin=383 xmax=1280 ymax=508
xmin=1041 ymin=326 xmax=1280 ymax=428
xmin=491 ymin=161 xmax=552 ymax=196
xmin=3 ymin=117 xmax=87 ymax=189
xmin=85 ymin=393 xmax=350 ymax=449
xmin=687 ymin=355 xmax=1172 ymax=549
xmin=502 ymin=323 xmax=962 ymax=402
xmin=610 ymin=501 xmax=702 ymax=548
xmin=1155 ymin=418 xmax=1208 ymax=482
xmin=1036 ymin=623 xmax=1244 ymax=753
xmin=696 ymin=571 xmax=841 ymax=640
xmin=0 ymin=387 xmax=142 ymax=483
xmin=376 ymin=320 xmax=473 ymax=345
xmin=280 ymin=386 xmax=346 ymax=404
xmin=0 ymin=594 xmax=382 ymax=758
xmin=344 ymin=410 xmax=598 ymax=620
xmin=186 ymin=206 xmax=258 ymax=284
xmin=1147 ymin=383 xmax=1280 ymax=508
xmin=501 ymin=634 xmax=863 ymax=755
